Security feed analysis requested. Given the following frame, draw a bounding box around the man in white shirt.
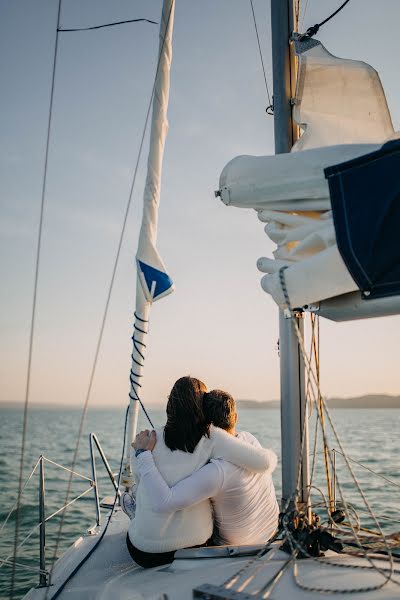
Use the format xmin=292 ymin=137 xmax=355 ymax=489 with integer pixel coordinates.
xmin=133 ymin=390 xmax=279 ymax=546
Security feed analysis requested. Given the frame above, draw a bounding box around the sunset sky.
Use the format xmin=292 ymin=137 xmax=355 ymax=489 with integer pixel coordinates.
xmin=1 ymin=0 xmax=399 ymax=409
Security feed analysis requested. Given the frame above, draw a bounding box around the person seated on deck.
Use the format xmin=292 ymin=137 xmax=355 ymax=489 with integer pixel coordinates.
xmin=126 ymin=376 xmax=276 ymax=569
xmin=133 ymin=389 xmax=279 ymax=549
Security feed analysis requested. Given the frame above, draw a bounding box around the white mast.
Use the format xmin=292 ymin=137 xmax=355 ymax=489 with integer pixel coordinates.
xmin=122 ymin=0 xmax=175 ymax=486
xmin=270 ymin=0 xmax=310 ymax=513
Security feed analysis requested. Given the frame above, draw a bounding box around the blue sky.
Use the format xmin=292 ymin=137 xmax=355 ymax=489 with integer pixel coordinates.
xmin=1 ymin=0 xmax=399 ymax=407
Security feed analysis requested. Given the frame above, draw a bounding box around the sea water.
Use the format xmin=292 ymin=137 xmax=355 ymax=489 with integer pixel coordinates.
xmin=0 ymin=406 xmax=399 ymax=599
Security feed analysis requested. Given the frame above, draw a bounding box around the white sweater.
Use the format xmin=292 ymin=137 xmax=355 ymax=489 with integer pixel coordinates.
xmin=128 ymin=425 xmax=274 ymax=553
xmin=136 ymin=431 xmax=279 ymax=546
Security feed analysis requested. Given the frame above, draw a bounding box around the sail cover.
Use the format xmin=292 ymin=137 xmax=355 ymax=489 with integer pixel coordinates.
xmin=217 ymin=41 xmax=397 ymax=309
xmin=326 ymin=139 xmax=400 ymax=300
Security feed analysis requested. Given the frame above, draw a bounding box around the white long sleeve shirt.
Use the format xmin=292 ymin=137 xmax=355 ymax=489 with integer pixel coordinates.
xmin=136 ymin=431 xmax=279 ymax=546
xmin=129 ymin=425 xmax=275 ymax=552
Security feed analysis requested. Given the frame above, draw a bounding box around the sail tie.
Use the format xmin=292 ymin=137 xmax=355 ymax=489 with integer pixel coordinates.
xmin=129 ymin=313 xmax=154 ymax=428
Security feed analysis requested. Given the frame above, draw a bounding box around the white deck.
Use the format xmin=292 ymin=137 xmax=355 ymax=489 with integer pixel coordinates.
xmin=24 ymin=508 xmax=400 ymax=600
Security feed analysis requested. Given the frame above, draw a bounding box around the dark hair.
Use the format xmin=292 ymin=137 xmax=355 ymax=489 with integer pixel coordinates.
xmin=203 ymin=389 xmax=236 ymax=431
xmin=164 ymin=376 xmax=209 ymax=453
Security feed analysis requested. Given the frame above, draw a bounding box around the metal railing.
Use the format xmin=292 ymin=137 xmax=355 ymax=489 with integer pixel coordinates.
xmin=89 ymin=432 xmax=121 ymax=527
xmin=0 ymin=433 xmax=120 ymax=589
xmin=2 ymin=442 xmax=399 ymax=589
xmin=38 ymin=457 xmax=47 ymax=587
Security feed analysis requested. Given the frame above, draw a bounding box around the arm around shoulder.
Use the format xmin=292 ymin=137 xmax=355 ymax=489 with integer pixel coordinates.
xmin=136 ymin=451 xmax=222 ymax=513
xmin=210 ymin=426 xmax=277 ymax=473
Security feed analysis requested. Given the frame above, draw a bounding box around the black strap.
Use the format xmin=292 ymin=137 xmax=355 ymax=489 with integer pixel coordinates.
xmin=300 ymin=0 xmax=351 ymax=39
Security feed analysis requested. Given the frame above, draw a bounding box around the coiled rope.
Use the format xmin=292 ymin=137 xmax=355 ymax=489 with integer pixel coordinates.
xmin=277 ymin=265 xmax=396 ymax=594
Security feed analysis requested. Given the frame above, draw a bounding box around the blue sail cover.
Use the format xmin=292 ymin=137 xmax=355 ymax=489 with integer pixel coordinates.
xmin=325 ymin=139 xmax=400 ymax=300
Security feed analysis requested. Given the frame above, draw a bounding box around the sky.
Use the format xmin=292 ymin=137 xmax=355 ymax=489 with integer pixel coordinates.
xmin=1 ymin=0 xmax=399 ymax=409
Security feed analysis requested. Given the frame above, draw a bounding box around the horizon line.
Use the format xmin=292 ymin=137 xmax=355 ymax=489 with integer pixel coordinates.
xmin=1 ymin=393 xmax=399 ymax=410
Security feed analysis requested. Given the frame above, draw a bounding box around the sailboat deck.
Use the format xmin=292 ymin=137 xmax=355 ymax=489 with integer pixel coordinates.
xmin=23 ymin=508 xmax=400 ymax=600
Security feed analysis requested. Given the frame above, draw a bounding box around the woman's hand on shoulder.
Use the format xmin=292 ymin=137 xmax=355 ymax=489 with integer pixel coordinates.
xmin=132 ymin=429 xmax=157 ymax=451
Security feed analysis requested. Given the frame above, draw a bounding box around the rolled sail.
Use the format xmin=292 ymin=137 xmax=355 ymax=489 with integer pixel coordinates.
xmin=217 ymin=41 xmax=398 ymax=309
xmin=124 ymin=0 xmax=175 ymax=478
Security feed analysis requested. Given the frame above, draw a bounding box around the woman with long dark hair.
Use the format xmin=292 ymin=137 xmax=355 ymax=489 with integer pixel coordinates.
xmin=127 ymin=375 xmax=271 ymax=568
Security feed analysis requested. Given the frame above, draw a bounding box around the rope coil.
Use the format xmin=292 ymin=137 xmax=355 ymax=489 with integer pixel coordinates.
xmin=276 ymin=265 xmax=396 ymax=595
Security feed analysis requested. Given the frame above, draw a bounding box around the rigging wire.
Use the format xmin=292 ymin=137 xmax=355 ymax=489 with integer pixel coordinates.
xmin=0 ymin=458 xmax=41 ymax=539
xmin=46 ymin=2 xmax=175 ymax=592
xmin=299 ymin=0 xmax=310 ymax=33
xmin=312 ymin=313 xmax=333 ymax=508
xmin=1 ymin=559 xmax=48 ymax=577
xmin=41 ymin=456 xmax=93 ymax=482
xmin=10 ymin=2 xmax=63 ymax=598
xmin=1 ymin=487 xmax=93 ymax=572
xmin=48 ymin=406 xmax=130 ymax=600
xmin=283 ymin=421 xmax=394 ymax=595
xmin=300 ymin=0 xmax=351 ymax=39
xmin=333 ymin=451 xmax=400 ymax=490
xmin=277 ymin=266 xmax=395 ymax=594
xmin=249 ymin=0 xmax=273 ymax=115
xmin=199 ymin=298 xmax=400 ymax=597
xmin=224 ymin=268 xmax=398 ymax=597
xmin=58 ymin=18 xmax=157 ymax=32
xmin=295 ymin=367 xmax=393 ymax=589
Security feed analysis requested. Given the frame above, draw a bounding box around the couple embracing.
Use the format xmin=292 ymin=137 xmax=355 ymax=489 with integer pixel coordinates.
xmin=126 ymin=376 xmax=279 ymax=568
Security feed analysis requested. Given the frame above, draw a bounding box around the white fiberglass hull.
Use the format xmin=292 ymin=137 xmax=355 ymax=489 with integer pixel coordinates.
xmin=24 ymin=508 xmax=400 ymax=600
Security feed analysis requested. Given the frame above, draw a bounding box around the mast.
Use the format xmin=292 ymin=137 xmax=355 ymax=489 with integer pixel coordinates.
xmin=270 ymin=0 xmax=310 ymax=513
